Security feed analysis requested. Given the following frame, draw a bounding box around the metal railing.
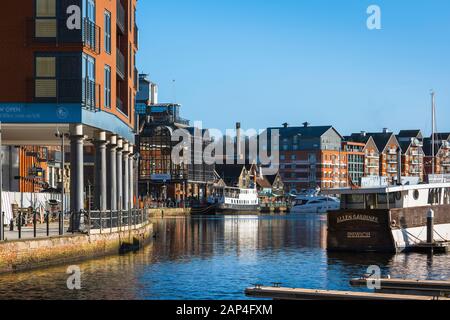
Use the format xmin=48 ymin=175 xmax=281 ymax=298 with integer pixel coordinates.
xmin=27 ymin=18 xmax=101 ymax=54
xmin=134 ymin=24 xmax=139 ymax=49
xmin=117 ymin=1 xmax=126 ymax=33
xmin=117 ymin=48 xmax=126 ymax=79
xmin=27 ymin=77 xmax=100 ymax=111
xmin=0 ymin=208 xmax=148 ymax=242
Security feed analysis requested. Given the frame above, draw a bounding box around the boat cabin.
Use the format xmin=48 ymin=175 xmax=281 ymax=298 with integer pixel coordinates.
xmin=323 ymin=183 xmax=450 ymax=210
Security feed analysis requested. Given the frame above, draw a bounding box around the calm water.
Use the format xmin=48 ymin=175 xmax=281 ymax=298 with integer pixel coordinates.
xmin=0 ymin=215 xmax=449 ymax=300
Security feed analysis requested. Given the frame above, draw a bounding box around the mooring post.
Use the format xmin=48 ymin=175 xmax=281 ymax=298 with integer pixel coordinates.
xmin=427 ymin=208 xmax=434 ymax=244
xmin=33 ymin=210 xmax=37 ymax=238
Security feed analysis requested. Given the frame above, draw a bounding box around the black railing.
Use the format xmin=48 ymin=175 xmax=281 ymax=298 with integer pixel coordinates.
xmin=82 ymin=18 xmax=101 ymax=54
xmin=82 ymin=78 xmax=101 ymax=111
xmin=0 ymin=209 xmax=148 ymax=241
xmin=27 ymin=18 xmax=101 ymax=54
xmin=117 ymin=1 xmax=126 ymax=34
xmin=134 ymin=24 xmax=139 ymax=49
xmin=150 ymin=114 xmax=191 ymax=126
xmin=117 ymin=48 xmax=125 ymax=79
xmin=27 ymin=77 xmax=100 ymax=111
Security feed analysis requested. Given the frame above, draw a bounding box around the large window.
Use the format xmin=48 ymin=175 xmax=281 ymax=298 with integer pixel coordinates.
xmin=82 ymin=54 xmax=96 ymax=107
xmin=104 ymin=11 xmax=111 ymax=54
xmin=35 ymin=0 xmax=56 ymax=38
xmin=35 ymin=56 xmax=56 ymax=98
xmin=104 ymin=65 xmax=111 ymax=108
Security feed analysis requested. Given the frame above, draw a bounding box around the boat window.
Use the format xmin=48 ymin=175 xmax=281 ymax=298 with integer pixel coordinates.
xmin=377 ymin=193 xmax=395 ymax=205
xmin=346 ymin=194 xmax=364 ymax=204
xmin=413 ymin=190 xmax=419 ymax=200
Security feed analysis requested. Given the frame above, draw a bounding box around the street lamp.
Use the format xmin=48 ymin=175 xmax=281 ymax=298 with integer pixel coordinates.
xmin=55 ymin=130 xmax=69 ymax=235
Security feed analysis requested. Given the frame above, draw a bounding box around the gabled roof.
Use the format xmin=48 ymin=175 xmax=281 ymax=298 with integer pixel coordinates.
xmin=423 ymin=138 xmax=445 ymax=156
xmin=268 ymin=125 xmax=342 ymax=139
xmin=366 ymin=132 xmax=399 ymax=152
xmin=398 ymin=130 xmax=422 ymax=139
xmin=256 ymin=177 xmax=272 ymax=189
xmin=346 ymin=134 xmax=379 ymax=153
xmin=265 ymin=174 xmax=279 ymax=185
xmin=431 ymin=133 xmax=450 ymax=141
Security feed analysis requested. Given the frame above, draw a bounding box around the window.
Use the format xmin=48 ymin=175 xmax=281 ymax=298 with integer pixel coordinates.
xmin=36 ymin=0 xmax=56 ymax=17
xmin=104 ymin=11 xmax=111 ymax=54
xmin=104 ymin=65 xmax=111 ymax=108
xmin=82 ymin=54 xmax=96 ymax=107
xmin=35 ymin=56 xmax=56 ymax=98
xmin=35 ymin=0 xmax=56 ymax=38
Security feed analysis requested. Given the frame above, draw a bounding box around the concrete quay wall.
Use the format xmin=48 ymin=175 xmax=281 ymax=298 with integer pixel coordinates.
xmin=0 ymin=222 xmax=153 ymax=274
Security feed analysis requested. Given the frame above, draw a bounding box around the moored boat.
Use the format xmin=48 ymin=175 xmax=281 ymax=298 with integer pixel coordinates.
xmin=324 ymin=182 xmax=450 ymax=252
xmin=208 ymin=186 xmax=260 ymax=214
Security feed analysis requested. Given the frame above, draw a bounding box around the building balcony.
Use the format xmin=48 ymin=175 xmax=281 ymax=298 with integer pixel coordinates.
xmin=387 ymin=168 xmax=397 ymax=173
xmin=441 ymin=162 xmax=450 ymax=167
xmin=116 ymin=48 xmax=125 ymax=80
xmin=27 ymin=18 xmax=101 ymax=54
xmin=27 ymin=77 xmax=101 ymax=111
xmin=134 ymin=24 xmax=139 ymax=49
xmin=388 ymin=149 xmax=397 ymax=155
xmin=117 ymin=1 xmax=126 ymax=34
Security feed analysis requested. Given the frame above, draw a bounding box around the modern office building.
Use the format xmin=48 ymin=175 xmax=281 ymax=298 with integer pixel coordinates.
xmin=0 ymin=1 xmax=139 ymax=216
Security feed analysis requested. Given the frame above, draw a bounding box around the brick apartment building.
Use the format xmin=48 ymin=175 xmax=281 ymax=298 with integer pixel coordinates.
xmin=346 ymin=133 xmax=380 ymax=178
xmin=0 ymin=0 xmax=139 ymax=213
xmin=266 ymin=123 xmax=346 ymax=192
xmin=424 ymin=133 xmax=450 ymax=175
xmin=396 ymin=130 xmax=425 ymax=181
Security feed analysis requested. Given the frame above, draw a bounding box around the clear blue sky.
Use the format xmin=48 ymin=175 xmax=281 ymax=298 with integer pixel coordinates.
xmin=136 ymin=0 xmax=450 ymax=136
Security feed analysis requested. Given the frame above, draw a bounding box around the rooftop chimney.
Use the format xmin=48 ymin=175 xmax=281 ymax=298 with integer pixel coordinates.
xmin=236 ymin=122 xmax=243 ymax=161
xmin=383 ymin=128 xmax=390 ymax=134
xmin=361 ymin=131 xmax=367 ymax=137
xmin=282 ymin=123 xmax=289 ymax=128
xmin=303 ymin=122 xmax=310 ymax=128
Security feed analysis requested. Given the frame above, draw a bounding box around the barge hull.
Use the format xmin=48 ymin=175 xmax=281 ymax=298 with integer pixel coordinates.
xmin=327 ymin=205 xmax=450 ymax=252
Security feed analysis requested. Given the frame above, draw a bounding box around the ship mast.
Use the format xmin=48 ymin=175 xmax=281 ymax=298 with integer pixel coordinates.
xmin=431 ymin=90 xmax=436 ymax=176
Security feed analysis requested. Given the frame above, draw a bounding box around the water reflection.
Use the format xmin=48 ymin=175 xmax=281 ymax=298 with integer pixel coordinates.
xmin=0 ymin=215 xmax=448 ymax=300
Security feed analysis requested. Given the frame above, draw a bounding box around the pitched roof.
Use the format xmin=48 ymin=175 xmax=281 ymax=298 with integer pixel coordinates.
xmin=431 ymin=133 xmax=450 ymax=141
xmin=398 ymin=130 xmax=422 ymax=139
xmin=366 ymin=132 xmax=398 ymax=152
xmin=256 ymin=177 xmax=272 ymax=189
xmin=268 ymin=125 xmax=339 ymax=139
xmin=423 ymin=137 xmax=445 ymax=156
xmin=347 ymin=133 xmax=371 ymax=144
xmin=265 ymin=174 xmax=278 ymax=185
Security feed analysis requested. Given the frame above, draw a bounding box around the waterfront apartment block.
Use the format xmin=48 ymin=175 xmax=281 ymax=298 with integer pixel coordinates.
xmin=424 ymin=133 xmax=450 ymax=175
xmin=266 ymin=123 xmax=346 ymax=192
xmin=397 ymin=130 xmax=425 ymax=181
xmin=0 ymin=1 xmax=139 ymax=214
xmin=346 ymin=133 xmax=380 ymax=178
xmin=341 ymin=141 xmax=365 ymax=186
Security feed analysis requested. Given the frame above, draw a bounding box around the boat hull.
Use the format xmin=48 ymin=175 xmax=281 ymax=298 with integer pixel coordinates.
xmin=214 ymin=204 xmax=260 ymax=215
xmin=327 ymin=205 xmax=450 ymax=253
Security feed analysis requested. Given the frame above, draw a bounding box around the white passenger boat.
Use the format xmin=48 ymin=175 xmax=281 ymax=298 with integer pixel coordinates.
xmin=208 ymin=186 xmax=259 ymax=214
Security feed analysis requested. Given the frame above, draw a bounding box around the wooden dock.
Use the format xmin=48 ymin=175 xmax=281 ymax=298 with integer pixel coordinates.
xmin=245 ymin=286 xmax=450 ymax=300
xmin=350 ymin=278 xmax=450 ymax=297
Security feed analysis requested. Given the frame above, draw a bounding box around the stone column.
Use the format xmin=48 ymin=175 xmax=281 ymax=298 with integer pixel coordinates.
xmin=94 ymin=131 xmax=107 ymax=211
xmin=116 ymin=138 xmax=124 ymax=210
xmin=123 ymin=142 xmax=130 ymax=210
xmin=129 ymin=145 xmax=135 ymax=209
xmin=69 ymin=124 xmax=84 ymax=231
xmin=107 ymin=135 xmax=117 ymax=210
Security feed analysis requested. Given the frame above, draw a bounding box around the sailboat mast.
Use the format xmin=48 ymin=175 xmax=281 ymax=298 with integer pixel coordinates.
xmin=431 ymin=90 xmax=436 ymax=176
